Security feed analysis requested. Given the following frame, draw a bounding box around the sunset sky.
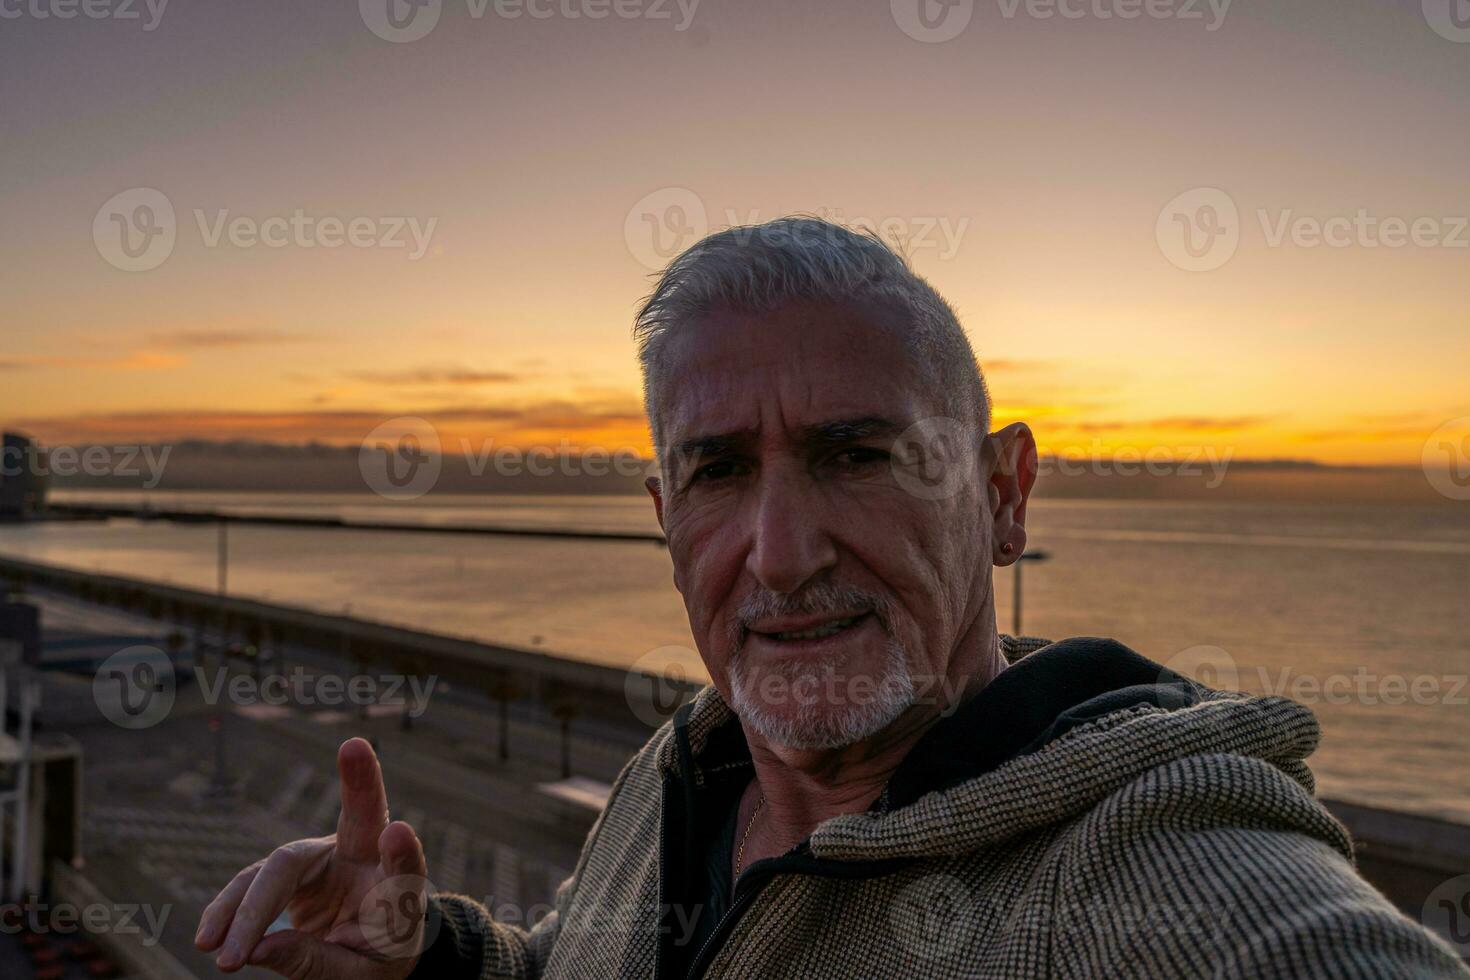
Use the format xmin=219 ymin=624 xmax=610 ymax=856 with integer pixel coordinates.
xmin=3 ymin=0 xmax=1468 ymax=465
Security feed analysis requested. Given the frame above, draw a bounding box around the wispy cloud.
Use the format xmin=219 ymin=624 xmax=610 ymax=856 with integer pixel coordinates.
xmin=0 ymin=352 xmax=187 ymax=371
xmin=1298 ymin=423 xmax=1435 ymax=444
xmin=981 ymin=358 xmax=1058 ymax=373
xmin=12 ymin=396 xmax=648 ymax=445
xmin=1070 ymin=415 xmax=1268 ymax=434
xmin=147 ymin=328 xmax=312 ymax=350
xmin=347 ymin=367 xmax=519 ymax=386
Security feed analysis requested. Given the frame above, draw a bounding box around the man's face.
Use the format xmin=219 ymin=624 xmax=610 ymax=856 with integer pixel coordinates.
xmin=648 ymin=299 xmax=996 ymax=749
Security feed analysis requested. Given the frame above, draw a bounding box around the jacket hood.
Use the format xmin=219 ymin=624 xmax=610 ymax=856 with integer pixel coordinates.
xmin=657 ymin=635 xmax=1334 ymax=863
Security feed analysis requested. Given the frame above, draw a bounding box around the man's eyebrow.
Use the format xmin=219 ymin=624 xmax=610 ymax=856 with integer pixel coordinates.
xmin=803 ymin=416 xmax=905 ymax=444
xmin=667 ymin=417 xmax=902 ymax=468
xmin=671 ymin=428 xmax=758 ymax=463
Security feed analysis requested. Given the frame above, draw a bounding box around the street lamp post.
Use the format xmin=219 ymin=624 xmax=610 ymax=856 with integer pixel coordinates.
xmin=217 ymin=519 xmax=228 ymax=597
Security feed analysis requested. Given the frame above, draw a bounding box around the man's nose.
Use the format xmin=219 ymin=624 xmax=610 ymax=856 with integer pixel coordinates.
xmin=744 ymin=470 xmax=837 ymax=595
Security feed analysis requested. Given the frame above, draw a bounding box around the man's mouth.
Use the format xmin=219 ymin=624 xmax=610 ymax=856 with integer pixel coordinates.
xmin=750 ymin=612 xmax=872 ymax=643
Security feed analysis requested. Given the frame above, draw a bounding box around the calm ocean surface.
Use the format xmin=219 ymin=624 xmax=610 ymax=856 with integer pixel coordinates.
xmin=5 ymin=490 xmax=1469 ymax=821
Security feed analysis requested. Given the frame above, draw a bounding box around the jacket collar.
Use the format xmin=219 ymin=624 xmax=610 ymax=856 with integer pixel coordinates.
xmin=654 ymin=635 xmax=1323 ymax=860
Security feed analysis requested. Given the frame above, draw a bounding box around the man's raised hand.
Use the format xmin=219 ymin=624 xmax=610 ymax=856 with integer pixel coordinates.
xmin=194 ymin=738 xmax=435 ymax=979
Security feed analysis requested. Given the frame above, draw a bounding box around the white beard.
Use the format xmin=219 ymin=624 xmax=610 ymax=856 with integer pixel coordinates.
xmin=728 ymin=636 xmax=917 ymax=750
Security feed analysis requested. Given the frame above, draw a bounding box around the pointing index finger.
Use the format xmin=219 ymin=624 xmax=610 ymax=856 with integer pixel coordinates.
xmin=336 ymin=737 xmax=389 ymax=863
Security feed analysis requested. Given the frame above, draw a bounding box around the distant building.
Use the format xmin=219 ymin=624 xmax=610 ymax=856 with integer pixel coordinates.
xmin=0 ymin=432 xmax=47 ymax=521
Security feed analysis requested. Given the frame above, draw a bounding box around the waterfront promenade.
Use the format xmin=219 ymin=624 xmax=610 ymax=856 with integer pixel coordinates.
xmin=2 ymin=553 xmax=1467 ymax=973
xmin=0 ymin=573 xmax=671 ymax=977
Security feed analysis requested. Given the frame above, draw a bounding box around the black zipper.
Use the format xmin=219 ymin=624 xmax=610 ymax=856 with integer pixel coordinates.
xmin=657 ymin=702 xmax=906 ymax=979
xmin=681 ymin=842 xmax=917 ymax=979
xmin=682 ymin=859 xmax=781 ymax=980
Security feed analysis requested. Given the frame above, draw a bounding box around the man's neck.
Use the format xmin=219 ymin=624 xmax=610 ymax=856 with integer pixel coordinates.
xmin=736 ymin=622 xmax=1006 ymax=857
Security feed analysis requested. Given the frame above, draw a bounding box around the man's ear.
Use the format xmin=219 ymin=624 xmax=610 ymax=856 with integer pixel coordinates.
xmin=645 ymin=475 xmax=666 ymax=532
xmin=985 ymin=422 xmax=1037 ymax=567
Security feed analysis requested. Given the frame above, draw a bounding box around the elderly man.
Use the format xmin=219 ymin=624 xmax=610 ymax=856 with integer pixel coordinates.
xmin=196 ymin=218 xmax=1467 ymax=978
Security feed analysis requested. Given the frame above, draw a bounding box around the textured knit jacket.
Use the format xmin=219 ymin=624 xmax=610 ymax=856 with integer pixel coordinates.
xmin=411 ymin=636 xmax=1469 ymax=979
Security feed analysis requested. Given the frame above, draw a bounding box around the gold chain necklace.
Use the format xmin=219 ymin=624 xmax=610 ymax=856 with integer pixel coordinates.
xmin=733 ymin=794 xmax=767 ymax=878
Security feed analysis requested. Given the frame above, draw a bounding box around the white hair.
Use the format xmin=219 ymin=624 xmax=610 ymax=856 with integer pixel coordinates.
xmin=632 ymin=216 xmax=990 ymax=457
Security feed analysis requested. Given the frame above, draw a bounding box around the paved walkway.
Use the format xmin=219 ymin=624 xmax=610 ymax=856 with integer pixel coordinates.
xmin=18 ymin=588 xmax=622 ymax=977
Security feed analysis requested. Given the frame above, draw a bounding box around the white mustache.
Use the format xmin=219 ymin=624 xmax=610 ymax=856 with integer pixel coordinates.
xmin=731 ymin=583 xmax=893 ymax=645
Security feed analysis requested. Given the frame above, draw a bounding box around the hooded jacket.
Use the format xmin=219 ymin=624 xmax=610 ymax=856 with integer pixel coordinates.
xmin=411 ymin=636 xmax=1467 ymax=979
